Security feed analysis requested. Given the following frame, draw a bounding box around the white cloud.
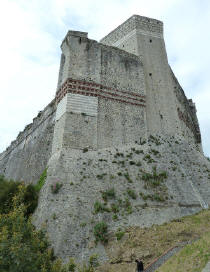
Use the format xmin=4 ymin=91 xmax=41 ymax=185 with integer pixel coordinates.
xmin=0 ymin=0 xmax=209 ymax=157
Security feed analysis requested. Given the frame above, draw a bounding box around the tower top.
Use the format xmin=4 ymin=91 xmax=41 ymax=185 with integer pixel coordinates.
xmin=100 ymin=14 xmax=163 ymax=46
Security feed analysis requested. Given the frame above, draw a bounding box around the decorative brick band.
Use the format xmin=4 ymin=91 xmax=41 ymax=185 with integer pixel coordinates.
xmin=56 ymin=78 xmax=146 ymax=107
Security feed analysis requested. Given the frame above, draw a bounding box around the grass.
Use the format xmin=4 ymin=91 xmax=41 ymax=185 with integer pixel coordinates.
xmin=127 ymin=188 xmax=137 ymax=199
xmin=115 ymin=229 xmax=125 ymax=241
xmin=141 ymin=167 xmax=167 ymax=188
xmin=34 ymin=168 xmax=47 ymax=192
xmin=124 ymin=172 xmax=133 ymax=183
xmin=93 ymin=201 xmax=110 ymax=213
xmin=157 ymin=231 xmax=210 ymax=272
xmin=98 ymin=209 xmax=210 ymax=272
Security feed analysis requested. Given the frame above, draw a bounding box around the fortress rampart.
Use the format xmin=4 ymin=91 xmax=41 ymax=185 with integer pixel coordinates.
xmin=0 ymin=101 xmax=56 ymax=183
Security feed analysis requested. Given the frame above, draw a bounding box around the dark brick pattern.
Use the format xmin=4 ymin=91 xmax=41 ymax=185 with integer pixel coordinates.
xmin=56 ymin=78 xmax=146 ymax=107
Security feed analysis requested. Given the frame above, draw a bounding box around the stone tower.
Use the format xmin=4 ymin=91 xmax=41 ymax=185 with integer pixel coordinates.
xmin=52 ymin=28 xmax=147 ymax=155
xmin=101 ymin=15 xmax=201 ymax=144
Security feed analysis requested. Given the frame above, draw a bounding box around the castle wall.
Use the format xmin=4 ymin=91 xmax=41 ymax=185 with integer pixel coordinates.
xmin=170 ymin=68 xmax=201 ymax=144
xmin=0 ymin=101 xmax=56 ymax=183
xmin=53 ymin=31 xmax=147 ymax=153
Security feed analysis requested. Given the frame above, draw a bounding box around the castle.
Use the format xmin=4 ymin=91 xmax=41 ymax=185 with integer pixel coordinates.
xmin=0 ymin=15 xmax=209 ymax=263
xmin=0 ymin=15 xmax=201 ymax=183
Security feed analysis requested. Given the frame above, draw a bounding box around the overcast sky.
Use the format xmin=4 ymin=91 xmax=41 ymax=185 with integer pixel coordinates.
xmin=0 ymin=0 xmax=209 ymax=157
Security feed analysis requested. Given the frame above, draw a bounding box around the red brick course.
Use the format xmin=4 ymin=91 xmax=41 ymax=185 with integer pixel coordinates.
xmin=56 ymin=78 xmax=146 ymax=107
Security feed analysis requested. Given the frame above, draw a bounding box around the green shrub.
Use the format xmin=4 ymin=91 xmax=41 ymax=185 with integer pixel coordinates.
xmin=148 ymin=135 xmax=161 ymax=145
xmin=96 ymin=173 xmax=107 ymax=179
xmin=139 ymin=192 xmax=165 ymax=202
xmin=89 ymin=254 xmax=99 ymax=268
xmin=112 ymin=214 xmax=118 ymax=220
xmin=127 ymin=189 xmax=137 ymax=199
xmin=93 ymin=221 xmax=108 ymax=243
xmin=143 ymin=154 xmax=155 ymax=163
xmin=23 ymin=184 xmax=39 ymax=217
xmin=159 ymin=171 xmax=168 ymax=179
xmin=101 ymin=188 xmax=115 ymax=201
xmin=123 ymin=198 xmax=132 ymax=214
xmin=115 ymin=229 xmax=125 ymax=240
xmin=124 ymin=172 xmax=132 ymax=183
xmin=76 ymin=254 xmax=99 ymax=272
xmin=139 ymin=138 xmax=146 ymax=145
xmin=66 ymin=258 xmax=77 ymax=271
xmin=0 ymin=176 xmax=38 ymax=217
xmin=141 ymin=167 xmax=168 ymax=188
xmin=153 ymin=193 xmax=165 ymax=202
xmin=0 ymin=185 xmax=60 ymax=272
xmin=135 ymin=149 xmax=144 ymax=155
xmin=150 ymin=149 xmax=160 ymax=156
xmin=139 ymin=192 xmax=150 ymax=201
xmin=93 ymin=201 xmax=110 ymax=213
xmin=111 ymin=203 xmax=120 ymax=213
xmin=0 ymin=178 xmax=96 ymax=272
xmin=0 ymin=176 xmax=21 ymax=214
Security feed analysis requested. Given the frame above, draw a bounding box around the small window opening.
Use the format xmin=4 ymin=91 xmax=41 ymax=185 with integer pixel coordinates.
xmin=150 ymin=39 xmax=152 ymax=43
xmin=149 ymin=73 xmax=152 ymax=76
xmin=79 ymin=37 xmax=82 ymax=44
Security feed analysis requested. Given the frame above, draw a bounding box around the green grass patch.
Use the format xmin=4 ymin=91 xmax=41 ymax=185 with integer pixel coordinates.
xmin=157 ymin=232 xmax=210 ymax=272
xmin=34 ymin=168 xmax=47 ymax=192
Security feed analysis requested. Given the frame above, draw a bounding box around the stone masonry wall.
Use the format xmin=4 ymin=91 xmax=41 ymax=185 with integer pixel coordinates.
xmin=0 ymin=100 xmax=56 ymax=183
xmin=52 ymin=31 xmax=147 ymax=153
xmin=170 ymin=68 xmax=201 ymax=144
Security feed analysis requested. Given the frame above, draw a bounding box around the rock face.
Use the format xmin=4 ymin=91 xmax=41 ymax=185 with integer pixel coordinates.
xmin=0 ymin=14 xmax=209 ymax=264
